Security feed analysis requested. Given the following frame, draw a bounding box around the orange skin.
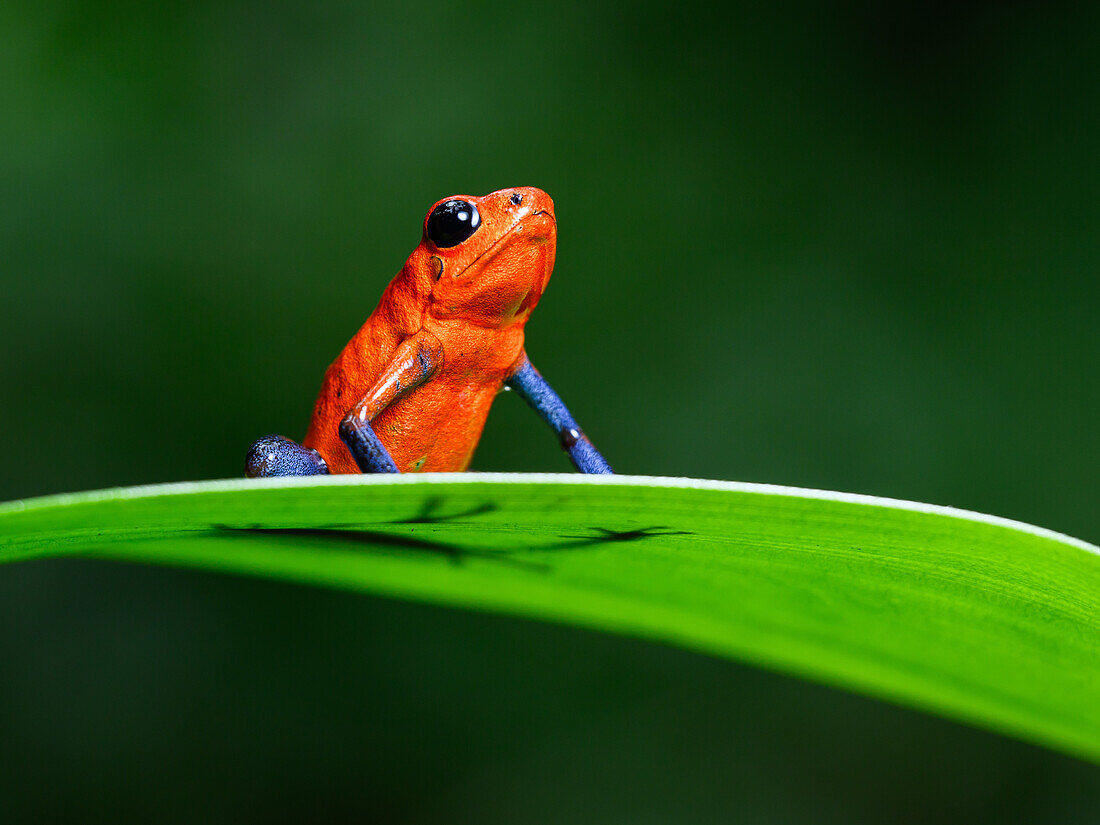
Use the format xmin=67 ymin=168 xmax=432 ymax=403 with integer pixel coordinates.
xmin=302 ymin=187 xmax=556 ymax=474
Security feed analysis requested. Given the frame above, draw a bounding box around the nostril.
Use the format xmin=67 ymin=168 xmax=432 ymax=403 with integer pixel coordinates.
xmin=509 ymin=192 xmax=523 ymax=205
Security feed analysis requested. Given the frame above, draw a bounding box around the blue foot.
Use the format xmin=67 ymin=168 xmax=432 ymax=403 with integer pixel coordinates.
xmin=245 ymin=435 xmax=329 ymax=478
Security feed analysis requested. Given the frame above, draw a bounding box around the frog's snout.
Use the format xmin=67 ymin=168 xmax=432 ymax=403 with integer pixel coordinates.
xmin=500 ymin=186 xmax=555 ymax=222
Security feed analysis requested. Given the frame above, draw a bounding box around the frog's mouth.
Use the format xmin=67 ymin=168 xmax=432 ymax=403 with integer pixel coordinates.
xmin=526 ymin=209 xmax=556 ymax=245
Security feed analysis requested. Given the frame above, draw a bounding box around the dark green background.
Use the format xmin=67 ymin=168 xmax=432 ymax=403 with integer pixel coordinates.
xmin=1 ymin=1 xmax=1097 ymax=822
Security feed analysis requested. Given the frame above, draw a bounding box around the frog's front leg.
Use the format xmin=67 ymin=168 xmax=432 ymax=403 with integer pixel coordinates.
xmin=245 ymin=435 xmax=329 ymax=477
xmin=338 ymin=331 xmax=444 ymax=473
xmin=505 ymin=353 xmax=613 ymax=474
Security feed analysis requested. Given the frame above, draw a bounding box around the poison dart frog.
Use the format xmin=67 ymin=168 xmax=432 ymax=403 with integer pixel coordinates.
xmin=245 ymin=187 xmax=613 ymax=477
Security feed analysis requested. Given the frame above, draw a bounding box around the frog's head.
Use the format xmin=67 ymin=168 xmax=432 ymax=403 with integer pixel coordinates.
xmin=410 ymin=187 xmax=557 ymax=329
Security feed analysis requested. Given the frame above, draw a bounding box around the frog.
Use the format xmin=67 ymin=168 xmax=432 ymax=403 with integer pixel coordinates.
xmin=245 ymin=187 xmax=613 ymax=478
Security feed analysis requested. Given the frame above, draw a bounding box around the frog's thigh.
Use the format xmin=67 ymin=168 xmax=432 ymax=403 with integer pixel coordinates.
xmin=246 ymin=434 xmax=330 ymax=477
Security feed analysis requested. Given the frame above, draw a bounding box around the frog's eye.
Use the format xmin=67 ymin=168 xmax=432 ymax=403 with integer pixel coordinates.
xmin=426 ymin=200 xmax=481 ymax=248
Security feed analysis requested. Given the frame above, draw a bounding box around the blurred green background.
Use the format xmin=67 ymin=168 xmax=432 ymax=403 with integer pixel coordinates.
xmin=1 ymin=0 xmax=1097 ymax=822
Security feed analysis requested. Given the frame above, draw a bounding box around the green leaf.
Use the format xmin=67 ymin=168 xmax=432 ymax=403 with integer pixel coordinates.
xmin=1 ymin=474 xmax=1098 ymax=762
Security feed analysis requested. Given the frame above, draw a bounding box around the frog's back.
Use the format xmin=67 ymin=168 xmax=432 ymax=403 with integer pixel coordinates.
xmin=302 ymin=263 xmax=420 ymax=472
xmin=302 ymin=316 xmax=398 ymax=474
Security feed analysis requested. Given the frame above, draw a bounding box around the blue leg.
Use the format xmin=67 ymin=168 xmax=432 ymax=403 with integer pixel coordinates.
xmin=246 ymin=435 xmax=329 ymax=478
xmin=506 ymin=355 xmax=614 ymax=474
xmin=339 ymin=415 xmax=399 ymax=473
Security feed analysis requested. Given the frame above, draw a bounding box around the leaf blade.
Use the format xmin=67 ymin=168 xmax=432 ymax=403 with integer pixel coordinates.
xmin=2 ymin=474 xmax=1098 ymax=762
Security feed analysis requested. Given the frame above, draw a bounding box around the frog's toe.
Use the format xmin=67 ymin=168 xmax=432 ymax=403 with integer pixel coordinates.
xmin=246 ymin=435 xmax=329 ymax=477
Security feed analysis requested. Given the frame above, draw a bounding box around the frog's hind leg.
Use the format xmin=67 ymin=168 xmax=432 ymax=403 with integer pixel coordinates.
xmin=245 ymin=435 xmax=329 ymax=477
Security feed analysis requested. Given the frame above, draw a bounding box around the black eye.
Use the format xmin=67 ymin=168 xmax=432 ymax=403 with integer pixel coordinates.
xmin=509 ymin=192 xmax=523 ymax=205
xmin=426 ymin=200 xmax=481 ymax=248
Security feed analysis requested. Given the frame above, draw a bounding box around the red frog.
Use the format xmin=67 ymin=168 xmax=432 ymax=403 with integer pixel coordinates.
xmin=246 ymin=187 xmax=612 ymax=477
